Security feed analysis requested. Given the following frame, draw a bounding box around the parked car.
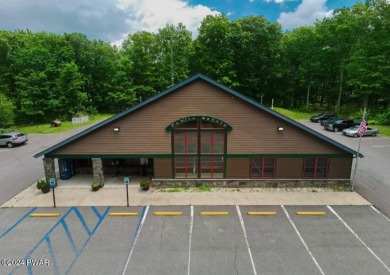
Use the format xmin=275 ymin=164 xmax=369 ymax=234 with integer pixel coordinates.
xmin=321 ymin=117 xmax=341 ymax=127
xmin=342 ymin=126 xmax=379 ymax=137
xmin=0 ymin=132 xmax=28 ymax=148
xmin=310 ymin=113 xmax=336 ymax=123
xmin=324 ymin=119 xmax=355 ymax=132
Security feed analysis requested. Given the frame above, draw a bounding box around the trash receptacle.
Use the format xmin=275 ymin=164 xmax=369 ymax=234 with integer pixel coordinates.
xmin=58 ymin=159 xmax=75 ymax=180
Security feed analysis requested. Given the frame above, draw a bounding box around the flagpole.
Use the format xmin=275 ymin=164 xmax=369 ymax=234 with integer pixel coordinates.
xmin=351 ymin=108 xmax=366 ymax=192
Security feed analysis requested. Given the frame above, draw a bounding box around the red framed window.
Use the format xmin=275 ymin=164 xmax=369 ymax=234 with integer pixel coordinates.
xmin=174 ymin=156 xmax=198 ymax=178
xmin=174 ymin=131 xmax=197 ymax=154
xmin=173 ymin=121 xmax=225 ymax=179
xmin=251 ymin=158 xmax=275 ymax=178
xmin=303 ymin=158 xmax=329 ymax=178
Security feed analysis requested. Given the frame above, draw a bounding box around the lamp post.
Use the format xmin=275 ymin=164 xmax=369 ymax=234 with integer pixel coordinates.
xmin=164 ymin=36 xmax=174 ymax=86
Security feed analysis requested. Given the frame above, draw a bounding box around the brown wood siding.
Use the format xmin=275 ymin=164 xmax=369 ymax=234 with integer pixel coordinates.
xmin=154 ymin=158 xmax=172 ymax=179
xmin=226 ymin=158 xmax=250 ymax=178
xmin=52 ymin=79 xmax=347 ymax=156
xmin=328 ymin=158 xmax=352 ymax=179
xmin=275 ymin=158 xmax=303 ymax=178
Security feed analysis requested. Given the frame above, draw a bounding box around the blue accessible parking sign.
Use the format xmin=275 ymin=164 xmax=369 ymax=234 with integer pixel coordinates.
xmin=49 ymin=178 xmax=56 ymax=188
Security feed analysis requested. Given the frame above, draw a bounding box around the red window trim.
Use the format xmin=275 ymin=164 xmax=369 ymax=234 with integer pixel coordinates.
xmin=250 ymin=158 xmax=276 ymax=179
xmin=174 ymin=127 xmax=225 ymax=178
xmin=303 ymin=158 xmax=329 ymax=178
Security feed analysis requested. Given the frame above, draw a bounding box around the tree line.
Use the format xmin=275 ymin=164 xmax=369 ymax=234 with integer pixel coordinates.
xmin=0 ymin=0 xmax=389 ymax=126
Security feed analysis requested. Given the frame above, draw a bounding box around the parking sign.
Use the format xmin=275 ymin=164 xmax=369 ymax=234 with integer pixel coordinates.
xmin=49 ymin=178 xmax=56 ymax=188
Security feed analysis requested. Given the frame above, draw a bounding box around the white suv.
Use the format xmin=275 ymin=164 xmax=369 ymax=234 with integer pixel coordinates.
xmin=0 ymin=132 xmax=28 ymax=148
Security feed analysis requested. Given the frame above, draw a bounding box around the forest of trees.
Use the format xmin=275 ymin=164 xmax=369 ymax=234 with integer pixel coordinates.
xmin=0 ymin=0 xmax=389 ymax=126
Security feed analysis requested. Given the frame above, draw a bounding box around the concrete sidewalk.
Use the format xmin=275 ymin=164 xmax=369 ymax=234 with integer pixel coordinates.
xmin=1 ymin=175 xmax=371 ymax=208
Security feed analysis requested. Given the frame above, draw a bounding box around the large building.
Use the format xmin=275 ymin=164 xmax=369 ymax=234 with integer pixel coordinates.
xmin=35 ymin=74 xmax=359 ymax=187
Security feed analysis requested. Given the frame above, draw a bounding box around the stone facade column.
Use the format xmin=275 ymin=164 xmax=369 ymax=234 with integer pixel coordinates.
xmin=43 ymin=158 xmax=56 ymax=181
xmin=92 ymin=158 xmax=104 ymax=186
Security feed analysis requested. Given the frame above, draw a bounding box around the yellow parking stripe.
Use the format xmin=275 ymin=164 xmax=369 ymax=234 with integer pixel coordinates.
xmin=247 ymin=212 xmax=277 ymax=216
xmin=30 ymin=213 xmax=60 ymax=218
xmin=296 ymin=211 xmax=326 ymax=216
xmin=154 ymin=212 xmax=183 ymax=216
xmin=109 ymin=212 xmax=139 ymax=217
xmin=200 ymin=212 xmax=229 ymax=216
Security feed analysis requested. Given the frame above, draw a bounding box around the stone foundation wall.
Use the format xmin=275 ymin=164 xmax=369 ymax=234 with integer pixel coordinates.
xmin=92 ymin=158 xmax=104 ymax=186
xmin=43 ymin=158 xmax=56 ymax=180
xmin=152 ymin=179 xmax=351 ymax=188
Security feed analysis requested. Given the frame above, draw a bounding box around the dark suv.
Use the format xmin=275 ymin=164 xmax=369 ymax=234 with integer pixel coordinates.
xmin=324 ymin=119 xmax=355 ymax=132
xmin=310 ymin=113 xmax=336 ymax=123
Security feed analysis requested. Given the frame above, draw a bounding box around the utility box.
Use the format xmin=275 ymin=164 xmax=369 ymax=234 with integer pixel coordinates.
xmin=58 ymin=159 xmax=75 ymax=180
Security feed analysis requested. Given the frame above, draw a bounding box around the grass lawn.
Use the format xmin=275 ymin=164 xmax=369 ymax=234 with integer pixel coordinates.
xmin=8 ymin=114 xmax=113 ymax=134
xmin=373 ymin=125 xmax=390 ymax=137
xmin=273 ymin=107 xmax=313 ymax=120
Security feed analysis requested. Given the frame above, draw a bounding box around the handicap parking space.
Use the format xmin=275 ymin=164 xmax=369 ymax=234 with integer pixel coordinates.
xmin=1 ymin=205 xmax=390 ymax=275
xmin=0 ymin=207 xmax=69 ymax=274
xmin=69 ymin=206 xmax=143 ymax=275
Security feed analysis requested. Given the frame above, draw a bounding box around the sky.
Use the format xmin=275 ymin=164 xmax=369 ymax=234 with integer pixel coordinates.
xmin=0 ymin=0 xmax=364 ymax=45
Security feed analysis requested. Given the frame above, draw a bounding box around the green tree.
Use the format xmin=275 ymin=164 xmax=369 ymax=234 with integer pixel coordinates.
xmin=230 ymin=16 xmax=283 ymax=102
xmin=191 ymin=14 xmax=237 ymax=87
xmin=0 ymin=92 xmax=15 ymax=127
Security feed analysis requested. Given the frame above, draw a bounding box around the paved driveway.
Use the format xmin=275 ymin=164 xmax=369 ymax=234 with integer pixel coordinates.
xmin=300 ymin=120 xmax=390 ymax=218
xmin=1 ymin=205 xmax=390 ymax=275
xmin=0 ymin=123 xmax=101 ymax=205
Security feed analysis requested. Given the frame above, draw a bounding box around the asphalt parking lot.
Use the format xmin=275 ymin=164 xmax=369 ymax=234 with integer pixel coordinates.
xmin=1 ymin=205 xmax=390 ymax=275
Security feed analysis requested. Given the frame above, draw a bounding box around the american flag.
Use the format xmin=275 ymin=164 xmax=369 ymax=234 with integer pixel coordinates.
xmin=358 ymin=119 xmax=367 ymax=136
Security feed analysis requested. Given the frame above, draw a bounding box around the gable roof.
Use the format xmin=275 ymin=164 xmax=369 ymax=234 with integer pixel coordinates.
xmin=34 ymin=74 xmax=361 ymax=158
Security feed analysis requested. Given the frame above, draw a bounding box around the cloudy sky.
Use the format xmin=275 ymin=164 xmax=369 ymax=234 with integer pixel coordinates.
xmin=0 ymin=0 xmax=363 ymax=44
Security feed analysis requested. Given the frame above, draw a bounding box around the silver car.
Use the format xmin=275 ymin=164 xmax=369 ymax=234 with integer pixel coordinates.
xmin=0 ymin=132 xmax=28 ymax=148
xmin=342 ymin=126 xmax=379 ymax=137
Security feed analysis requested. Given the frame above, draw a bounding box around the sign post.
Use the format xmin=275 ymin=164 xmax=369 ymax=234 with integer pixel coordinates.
xmin=124 ymin=177 xmax=130 ymax=207
xmin=49 ymin=178 xmax=56 ymax=208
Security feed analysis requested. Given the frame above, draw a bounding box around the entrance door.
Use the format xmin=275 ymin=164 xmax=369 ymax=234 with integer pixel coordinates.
xmin=173 ymin=120 xmax=226 ymax=179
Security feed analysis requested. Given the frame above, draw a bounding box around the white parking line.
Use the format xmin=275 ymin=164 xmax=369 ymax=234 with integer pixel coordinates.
xmin=122 ymin=205 xmax=149 ymax=275
xmin=281 ymin=205 xmax=325 ymax=275
xmin=187 ymin=205 xmax=193 ymax=275
xmin=371 ymin=206 xmax=390 ymax=223
xmin=327 ymin=206 xmax=390 ymax=273
xmin=236 ymin=206 xmax=258 ymax=275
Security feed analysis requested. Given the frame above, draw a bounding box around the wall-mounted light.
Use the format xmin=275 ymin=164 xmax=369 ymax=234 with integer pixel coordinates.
xmin=277 ymin=126 xmax=284 ymax=131
xmin=113 ymin=127 xmax=120 ymax=132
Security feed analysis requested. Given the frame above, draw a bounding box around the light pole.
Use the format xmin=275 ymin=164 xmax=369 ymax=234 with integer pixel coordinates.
xmin=165 ymin=36 xmax=174 ymax=86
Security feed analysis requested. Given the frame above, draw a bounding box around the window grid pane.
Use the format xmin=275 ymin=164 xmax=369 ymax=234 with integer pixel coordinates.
xmin=251 ymin=158 xmax=275 ymax=178
xmin=175 ymin=157 xmax=198 ymax=178
xmin=174 ymin=124 xmax=225 ymax=179
xmin=304 ymin=158 xmax=328 ymax=178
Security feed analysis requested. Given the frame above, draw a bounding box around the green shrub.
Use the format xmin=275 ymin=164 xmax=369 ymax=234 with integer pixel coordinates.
xmin=36 ymin=179 xmax=50 ymax=189
xmin=196 ymin=184 xmax=211 ymax=192
xmin=140 ymin=178 xmax=151 ymax=190
xmin=375 ymin=110 xmax=390 ymax=125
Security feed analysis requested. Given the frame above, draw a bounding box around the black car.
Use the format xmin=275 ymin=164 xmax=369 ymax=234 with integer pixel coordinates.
xmin=324 ymin=119 xmax=355 ymax=132
xmin=321 ymin=117 xmax=341 ymax=127
xmin=310 ymin=113 xmax=336 ymax=123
